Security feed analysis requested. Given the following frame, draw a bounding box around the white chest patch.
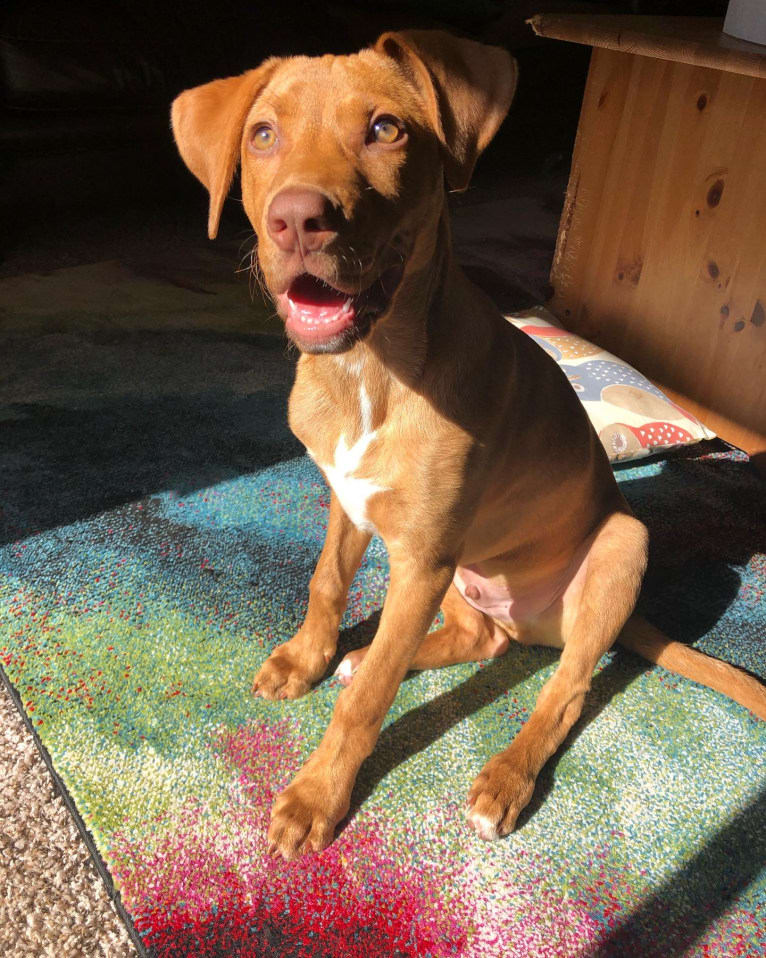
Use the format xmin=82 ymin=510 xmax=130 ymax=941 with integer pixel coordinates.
xmin=313 ymin=385 xmax=388 ymax=534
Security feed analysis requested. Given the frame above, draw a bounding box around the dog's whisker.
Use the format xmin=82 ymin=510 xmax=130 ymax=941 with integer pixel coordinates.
xmin=239 ymin=240 xmax=273 ymax=305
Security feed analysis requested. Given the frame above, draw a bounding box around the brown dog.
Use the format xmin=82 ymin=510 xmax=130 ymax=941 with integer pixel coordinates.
xmin=172 ymin=30 xmax=766 ymax=860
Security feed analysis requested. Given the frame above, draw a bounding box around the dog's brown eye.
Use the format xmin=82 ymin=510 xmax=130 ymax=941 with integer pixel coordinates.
xmin=370 ymin=115 xmax=405 ymax=145
xmin=251 ymin=124 xmax=277 ymax=152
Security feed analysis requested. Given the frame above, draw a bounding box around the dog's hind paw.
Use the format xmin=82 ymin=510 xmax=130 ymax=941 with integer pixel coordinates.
xmin=333 ymin=649 xmax=366 ymax=686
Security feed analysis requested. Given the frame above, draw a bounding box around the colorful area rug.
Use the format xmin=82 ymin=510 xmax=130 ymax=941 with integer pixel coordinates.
xmin=1 ymin=328 xmax=764 ymax=957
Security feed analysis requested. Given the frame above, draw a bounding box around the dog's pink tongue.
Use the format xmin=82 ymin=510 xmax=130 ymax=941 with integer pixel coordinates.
xmin=284 ymin=274 xmax=355 ymax=338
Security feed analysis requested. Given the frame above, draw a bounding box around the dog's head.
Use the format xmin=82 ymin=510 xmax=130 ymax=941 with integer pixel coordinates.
xmin=172 ymin=31 xmax=517 ymax=353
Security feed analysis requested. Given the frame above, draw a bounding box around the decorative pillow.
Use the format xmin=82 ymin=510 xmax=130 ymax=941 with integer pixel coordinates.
xmin=506 ymin=306 xmax=715 ymax=463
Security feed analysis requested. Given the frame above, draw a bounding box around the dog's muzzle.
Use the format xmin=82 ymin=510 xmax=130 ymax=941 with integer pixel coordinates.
xmin=276 ymin=263 xmax=405 ymax=353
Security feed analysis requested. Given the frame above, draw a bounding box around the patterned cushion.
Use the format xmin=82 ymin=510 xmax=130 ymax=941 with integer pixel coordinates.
xmin=507 ymin=307 xmax=715 ymax=463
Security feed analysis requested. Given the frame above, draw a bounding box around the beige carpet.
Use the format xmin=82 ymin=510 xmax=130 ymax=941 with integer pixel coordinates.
xmin=0 ymin=683 xmax=136 ymax=957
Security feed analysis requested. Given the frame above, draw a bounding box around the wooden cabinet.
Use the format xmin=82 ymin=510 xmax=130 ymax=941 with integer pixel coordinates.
xmin=530 ymin=15 xmax=766 ymax=466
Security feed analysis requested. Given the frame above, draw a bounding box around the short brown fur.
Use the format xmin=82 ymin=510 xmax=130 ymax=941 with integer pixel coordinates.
xmin=172 ymin=30 xmax=766 ymax=860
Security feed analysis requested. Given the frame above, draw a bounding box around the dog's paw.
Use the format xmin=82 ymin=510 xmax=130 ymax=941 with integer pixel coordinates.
xmin=465 ymin=753 xmax=535 ymax=840
xmin=333 ymin=648 xmax=367 ymax=686
xmin=267 ymin=764 xmax=347 ymax=861
xmin=252 ymin=642 xmax=328 ymax=700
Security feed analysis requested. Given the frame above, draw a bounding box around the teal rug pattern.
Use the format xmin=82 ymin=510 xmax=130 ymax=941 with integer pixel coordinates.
xmin=1 ymin=330 xmax=765 ymax=957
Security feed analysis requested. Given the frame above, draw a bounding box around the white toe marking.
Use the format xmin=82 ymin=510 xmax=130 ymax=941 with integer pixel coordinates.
xmin=466 ymin=809 xmax=500 ymax=841
xmin=334 ymin=658 xmax=354 ymax=679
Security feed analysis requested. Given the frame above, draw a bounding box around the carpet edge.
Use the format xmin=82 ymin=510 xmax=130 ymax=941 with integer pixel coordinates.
xmin=0 ymin=664 xmax=148 ymax=958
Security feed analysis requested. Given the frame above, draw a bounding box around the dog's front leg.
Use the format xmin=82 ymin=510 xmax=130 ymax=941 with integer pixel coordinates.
xmin=267 ymin=554 xmax=454 ymax=860
xmin=252 ymin=492 xmax=370 ymax=699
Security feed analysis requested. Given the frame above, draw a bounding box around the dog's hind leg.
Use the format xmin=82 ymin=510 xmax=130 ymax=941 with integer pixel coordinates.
xmin=466 ymin=510 xmax=648 ymax=840
xmin=335 ymin=582 xmax=509 ymax=684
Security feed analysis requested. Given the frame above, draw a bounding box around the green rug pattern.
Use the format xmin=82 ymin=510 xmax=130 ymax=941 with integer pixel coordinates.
xmin=0 ymin=329 xmax=764 ymax=957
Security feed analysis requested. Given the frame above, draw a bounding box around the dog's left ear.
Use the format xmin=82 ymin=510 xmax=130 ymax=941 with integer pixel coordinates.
xmin=375 ymin=30 xmax=517 ymax=192
xmin=171 ymin=60 xmax=278 ymax=239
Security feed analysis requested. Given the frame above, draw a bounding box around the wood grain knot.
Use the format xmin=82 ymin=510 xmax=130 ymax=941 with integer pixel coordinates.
xmin=707 ymin=179 xmax=724 ymax=208
xmin=615 ymin=257 xmax=643 ymax=286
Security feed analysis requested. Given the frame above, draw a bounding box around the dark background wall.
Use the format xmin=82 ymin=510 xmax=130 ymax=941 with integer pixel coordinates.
xmin=0 ymin=0 xmax=729 ymax=265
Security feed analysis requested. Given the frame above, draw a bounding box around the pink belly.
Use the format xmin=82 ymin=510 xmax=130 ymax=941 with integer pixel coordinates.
xmin=453 ymin=548 xmax=589 ymax=627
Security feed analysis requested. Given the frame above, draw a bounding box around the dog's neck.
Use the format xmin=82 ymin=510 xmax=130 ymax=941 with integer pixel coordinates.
xmin=334 ymin=198 xmax=456 ymax=384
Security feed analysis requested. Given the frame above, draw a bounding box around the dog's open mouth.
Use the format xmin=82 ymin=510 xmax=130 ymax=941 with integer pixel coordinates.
xmin=277 ymin=263 xmax=404 ymax=352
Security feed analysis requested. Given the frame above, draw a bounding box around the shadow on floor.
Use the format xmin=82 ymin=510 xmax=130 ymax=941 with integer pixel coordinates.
xmin=0 ymin=331 xmax=301 ymax=545
xmin=587 ymin=783 xmax=766 ymax=958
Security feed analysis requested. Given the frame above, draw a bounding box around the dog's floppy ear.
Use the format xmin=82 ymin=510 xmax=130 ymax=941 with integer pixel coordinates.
xmin=375 ymin=30 xmax=517 ymax=192
xmin=171 ymin=61 xmax=278 ymax=239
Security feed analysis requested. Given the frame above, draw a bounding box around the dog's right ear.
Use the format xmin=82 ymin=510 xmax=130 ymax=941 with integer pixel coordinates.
xmin=375 ymin=31 xmax=517 ymax=193
xmin=171 ymin=61 xmax=278 ymax=239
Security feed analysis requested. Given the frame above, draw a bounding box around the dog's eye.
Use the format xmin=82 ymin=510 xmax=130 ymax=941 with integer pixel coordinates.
xmin=369 ymin=115 xmax=405 ymax=145
xmin=250 ymin=124 xmax=277 ymax=152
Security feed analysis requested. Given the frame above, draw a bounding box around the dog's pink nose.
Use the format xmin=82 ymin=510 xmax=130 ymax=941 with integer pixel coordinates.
xmin=266 ymin=188 xmax=337 ymax=253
